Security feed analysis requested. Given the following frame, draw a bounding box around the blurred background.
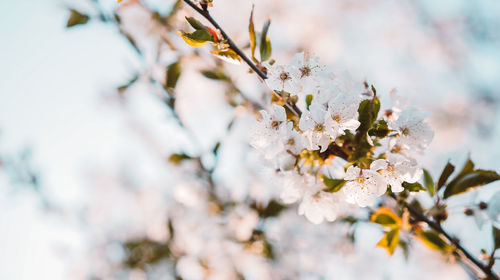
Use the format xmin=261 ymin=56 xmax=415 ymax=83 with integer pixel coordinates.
xmin=0 ymin=0 xmax=499 ymax=279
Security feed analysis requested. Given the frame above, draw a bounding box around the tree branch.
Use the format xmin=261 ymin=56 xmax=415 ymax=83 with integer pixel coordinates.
xmin=391 ymin=194 xmax=499 ymax=280
xmin=181 ymin=0 xmax=302 ymax=116
xmin=178 ymin=3 xmax=497 ymax=277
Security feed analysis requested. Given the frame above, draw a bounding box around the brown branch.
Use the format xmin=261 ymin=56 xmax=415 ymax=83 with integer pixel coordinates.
xmin=391 ymin=194 xmax=499 ymax=280
xmin=181 ymin=0 xmax=302 ymax=116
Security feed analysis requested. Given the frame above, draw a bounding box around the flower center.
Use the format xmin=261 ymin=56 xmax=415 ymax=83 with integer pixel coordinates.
xmin=393 ymin=145 xmax=402 ymax=153
xmin=287 ymin=138 xmax=295 ymax=145
xmin=333 ymin=115 xmax=341 ymax=122
xmin=271 ymin=121 xmax=281 ymax=129
xmin=312 ymin=192 xmax=321 ymax=201
xmin=401 ymin=127 xmax=410 ymax=136
xmin=314 ymin=124 xmax=324 ymax=131
xmin=300 ymin=66 xmax=311 ymax=78
xmin=356 ymin=177 xmax=365 ymax=184
xmin=279 ymin=72 xmax=290 ymax=82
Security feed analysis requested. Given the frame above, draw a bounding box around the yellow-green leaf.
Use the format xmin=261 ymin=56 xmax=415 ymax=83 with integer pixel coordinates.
xmin=423 ymin=169 xmax=435 ymax=196
xmin=444 ymin=169 xmax=500 ymax=199
xmin=248 ymin=5 xmax=257 ymax=62
xmin=177 ymin=30 xmax=212 ymax=47
xmin=306 ymin=94 xmax=313 ymax=110
xmin=322 ymin=176 xmax=345 ymax=193
xmin=260 ymin=36 xmax=272 ymax=62
xmin=376 ymin=228 xmax=400 ymax=256
xmin=403 ymin=181 xmax=426 ymax=192
xmin=493 ymin=226 xmax=500 ymax=250
xmin=416 ymin=230 xmax=452 ymax=252
xmin=165 ymin=61 xmax=181 ymax=91
xmin=168 ymin=153 xmax=191 ymax=164
xmin=371 ymin=207 xmax=401 ymax=229
xmin=259 ymin=19 xmax=272 ymax=62
xmin=210 ymin=49 xmax=241 ymax=65
xmin=67 ymin=9 xmax=89 ymax=28
xmin=437 ymin=161 xmax=455 ymax=191
xmin=185 ymin=16 xmax=206 ymax=30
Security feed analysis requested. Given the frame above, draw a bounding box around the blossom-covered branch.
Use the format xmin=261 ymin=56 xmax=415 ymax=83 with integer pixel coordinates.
xmin=178 ymin=1 xmax=500 ymax=279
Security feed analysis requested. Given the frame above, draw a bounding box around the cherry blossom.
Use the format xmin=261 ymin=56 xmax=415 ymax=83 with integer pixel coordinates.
xmin=289 ymin=52 xmax=325 ymax=94
xmin=343 ymin=166 xmax=387 ymax=207
xmin=266 ymin=63 xmax=300 ymax=93
xmin=324 ymin=93 xmax=361 ymax=139
xmin=280 ymin=173 xmax=342 ymax=224
xmin=250 ymin=104 xmax=288 ymax=159
xmin=299 ymin=102 xmax=331 ymax=152
xmin=389 ymin=106 xmax=434 ymax=152
xmin=370 ymin=153 xmax=423 ymax=192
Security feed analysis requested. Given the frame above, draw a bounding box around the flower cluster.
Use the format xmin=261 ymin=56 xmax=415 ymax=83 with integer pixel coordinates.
xmin=250 ymin=52 xmax=433 ymax=223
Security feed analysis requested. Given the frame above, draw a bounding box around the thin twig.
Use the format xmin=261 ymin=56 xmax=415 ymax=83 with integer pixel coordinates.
xmin=182 ymin=0 xmax=302 ymax=116
xmin=391 ymin=194 xmax=499 ymax=280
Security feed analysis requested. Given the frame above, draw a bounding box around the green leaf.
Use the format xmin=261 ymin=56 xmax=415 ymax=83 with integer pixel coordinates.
xmin=201 ymin=69 xmax=230 ymax=81
xmin=357 ymin=96 xmax=380 ymax=134
xmin=177 ymin=29 xmax=213 ymax=47
xmin=370 ymin=207 xmax=401 ymax=228
xmin=376 ymin=228 xmax=400 ymax=256
xmin=322 ymin=176 xmax=345 ymax=192
xmin=423 ymin=169 xmax=435 ymax=196
xmin=123 ymin=238 xmax=171 ymax=269
xmin=442 ymin=159 xmax=473 ymax=193
xmin=248 ymin=5 xmax=257 ymax=62
xmin=443 ymin=169 xmax=500 ymax=199
xmin=493 ymin=226 xmax=500 ymax=250
xmin=403 ymin=182 xmax=425 ymax=192
xmin=165 ymin=61 xmax=181 ymax=91
xmin=437 ymin=161 xmax=455 ymax=191
xmin=416 ymin=230 xmax=451 ymax=252
xmin=372 ymin=213 xmax=398 ymax=227
xmin=67 ymin=9 xmax=89 ymax=28
xmin=306 ymin=94 xmax=313 ymax=110
xmin=253 ymin=199 xmax=287 ymax=218
xmin=368 ymin=119 xmax=389 ymax=138
xmin=341 ymin=216 xmax=358 ymax=225
xmin=399 ymin=240 xmax=410 ymax=260
xmin=168 ymin=153 xmax=191 ymax=164
xmin=185 ymin=16 xmax=206 ymax=30
xmin=259 ymin=19 xmax=272 ymax=61
xmin=349 ymin=95 xmax=381 ymax=166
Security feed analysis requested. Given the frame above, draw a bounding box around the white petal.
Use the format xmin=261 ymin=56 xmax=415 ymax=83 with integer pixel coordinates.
xmin=272 ymin=104 xmax=287 ymax=122
xmin=370 ymin=159 xmax=388 ymax=171
xmin=299 ymin=112 xmax=315 ymax=131
xmin=345 ymin=166 xmax=360 ymax=180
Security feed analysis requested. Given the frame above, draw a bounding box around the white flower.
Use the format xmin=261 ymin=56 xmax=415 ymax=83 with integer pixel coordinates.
xmin=370 ymin=153 xmax=423 ymax=193
xmin=177 ymin=256 xmax=205 ymax=280
xmin=299 ymin=102 xmax=331 ymax=152
xmin=289 ymin=52 xmax=325 ymax=94
xmin=266 ymin=64 xmax=300 ymax=93
xmin=250 ymin=104 xmax=287 ymax=159
xmin=343 ymin=166 xmax=387 ymax=207
xmin=324 ymin=94 xmax=361 ymax=139
xmin=282 ymin=122 xmax=303 ymax=155
xmin=389 ymin=107 xmax=434 ymax=152
xmin=298 ymin=190 xmax=341 ymax=224
xmin=280 ymin=173 xmax=341 ymax=224
xmin=280 ymin=171 xmax=305 ymax=204
xmin=228 ymin=206 xmax=259 ymax=241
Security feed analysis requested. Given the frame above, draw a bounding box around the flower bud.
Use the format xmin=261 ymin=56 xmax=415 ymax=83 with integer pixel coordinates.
xmin=478 ymin=201 xmax=488 ymax=210
xmin=464 ymin=208 xmax=474 ymax=216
